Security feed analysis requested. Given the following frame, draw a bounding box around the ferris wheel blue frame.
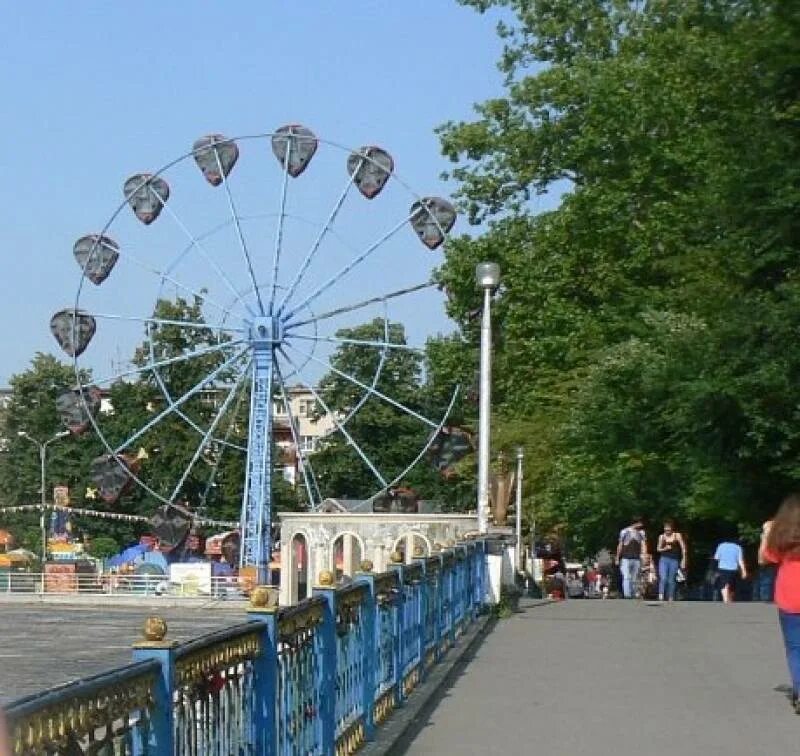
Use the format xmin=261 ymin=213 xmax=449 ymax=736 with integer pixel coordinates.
xmin=62 ymin=128 xmax=459 ymax=584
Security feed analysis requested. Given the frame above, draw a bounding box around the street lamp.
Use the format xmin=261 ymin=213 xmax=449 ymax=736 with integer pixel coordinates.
xmin=476 ymin=261 xmax=500 ymax=534
xmin=17 ymin=429 xmax=70 ymax=565
xmin=515 ymin=446 xmax=524 ymax=572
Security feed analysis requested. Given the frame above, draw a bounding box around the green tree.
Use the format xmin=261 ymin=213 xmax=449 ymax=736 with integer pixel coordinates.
xmin=86 ymin=535 xmax=120 ymax=560
xmin=436 ymin=0 xmax=800 ymax=555
xmin=0 ymin=353 xmax=101 ymax=551
xmin=310 ymin=319 xmax=465 ymax=505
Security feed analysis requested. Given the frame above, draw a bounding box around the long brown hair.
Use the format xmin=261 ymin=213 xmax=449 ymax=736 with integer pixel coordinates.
xmin=766 ymin=494 xmax=800 ymax=556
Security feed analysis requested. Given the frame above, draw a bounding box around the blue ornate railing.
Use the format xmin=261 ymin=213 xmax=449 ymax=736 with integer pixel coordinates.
xmin=5 ymin=539 xmax=488 ymax=755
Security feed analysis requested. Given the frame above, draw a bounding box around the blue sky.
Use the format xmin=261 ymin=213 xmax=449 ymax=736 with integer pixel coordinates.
xmin=0 ymin=1 xmax=512 ymax=386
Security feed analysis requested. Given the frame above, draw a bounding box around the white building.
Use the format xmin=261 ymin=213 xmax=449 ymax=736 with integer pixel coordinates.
xmin=273 ymin=385 xmax=336 ymax=486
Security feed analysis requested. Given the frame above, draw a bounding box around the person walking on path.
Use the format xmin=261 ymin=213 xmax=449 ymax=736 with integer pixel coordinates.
xmin=714 ymin=535 xmax=747 ymax=603
xmin=759 ymin=495 xmax=800 ymax=713
xmin=656 ymin=519 xmax=687 ymax=601
xmin=616 ymin=516 xmax=647 ymax=599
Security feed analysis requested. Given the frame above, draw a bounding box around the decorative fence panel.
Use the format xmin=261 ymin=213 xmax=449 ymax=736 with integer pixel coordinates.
xmin=6 ymin=660 xmax=159 ymax=755
xmin=5 ymin=539 xmax=488 ymax=756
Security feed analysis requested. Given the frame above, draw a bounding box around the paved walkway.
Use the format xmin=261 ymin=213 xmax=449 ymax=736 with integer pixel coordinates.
xmin=0 ymin=603 xmax=242 ymax=704
xmin=402 ymin=600 xmax=799 ymax=755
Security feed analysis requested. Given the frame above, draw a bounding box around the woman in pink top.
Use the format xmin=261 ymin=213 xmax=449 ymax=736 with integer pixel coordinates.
xmin=759 ymin=494 xmax=800 ymax=714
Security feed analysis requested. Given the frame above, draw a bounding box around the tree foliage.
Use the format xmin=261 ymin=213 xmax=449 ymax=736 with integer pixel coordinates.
xmin=436 ymin=0 xmax=800 ymax=555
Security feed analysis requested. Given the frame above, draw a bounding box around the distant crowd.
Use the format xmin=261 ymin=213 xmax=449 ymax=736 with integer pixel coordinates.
xmin=611 ymin=500 xmax=800 ymax=716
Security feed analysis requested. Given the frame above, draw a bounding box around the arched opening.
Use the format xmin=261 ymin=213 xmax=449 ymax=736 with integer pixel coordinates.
xmin=290 ymin=532 xmax=310 ymax=603
xmin=393 ymin=532 xmax=430 ymax=564
xmin=332 ymin=532 xmax=363 ymax=583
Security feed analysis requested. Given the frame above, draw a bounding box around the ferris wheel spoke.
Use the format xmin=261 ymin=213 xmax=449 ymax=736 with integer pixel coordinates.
xmin=289 ymin=332 xmax=423 ymax=353
xmin=91 ymin=312 xmax=246 ymax=334
xmin=284 ymin=342 xmax=439 ymax=429
xmin=168 ymin=356 xmax=252 ymax=503
xmin=338 ymin=309 xmax=390 ymax=431
xmin=274 ymin=359 xmax=322 ymax=509
xmin=281 ymin=214 xmax=413 ymax=321
xmin=198 ymin=374 xmax=250 ymax=509
xmin=276 ymin=171 xmax=358 ymax=316
xmin=278 ymin=347 xmax=389 ymax=490
xmin=217 ymin=162 xmax=265 ymax=316
xmin=155 ymin=189 xmax=257 ymax=320
xmin=104 ymin=245 xmax=240 ymax=324
xmin=113 ymin=347 xmax=249 ymax=453
xmin=283 ymin=281 xmax=434 ymax=331
xmin=267 ymin=139 xmax=292 ymax=316
xmin=365 ymin=386 xmax=461 ymax=502
xmin=142 ymin=324 xmax=248 ymax=453
xmin=92 ymin=338 xmax=245 ymax=386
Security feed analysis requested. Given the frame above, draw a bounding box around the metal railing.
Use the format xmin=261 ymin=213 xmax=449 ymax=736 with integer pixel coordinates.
xmin=0 ymin=573 xmax=246 ymax=599
xmin=6 ymin=660 xmax=159 ymax=754
xmin=5 ymin=539 xmax=488 ymax=755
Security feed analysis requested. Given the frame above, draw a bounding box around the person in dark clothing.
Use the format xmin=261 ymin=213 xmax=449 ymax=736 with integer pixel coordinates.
xmin=616 ymin=516 xmax=647 ymax=598
xmin=656 ymin=519 xmax=687 ymax=601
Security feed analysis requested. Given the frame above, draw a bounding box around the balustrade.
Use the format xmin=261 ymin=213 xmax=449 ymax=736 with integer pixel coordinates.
xmin=5 ymin=539 xmax=488 ymax=755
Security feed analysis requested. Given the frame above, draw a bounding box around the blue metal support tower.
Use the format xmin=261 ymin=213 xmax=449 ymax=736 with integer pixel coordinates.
xmin=241 ymin=317 xmax=280 ymax=582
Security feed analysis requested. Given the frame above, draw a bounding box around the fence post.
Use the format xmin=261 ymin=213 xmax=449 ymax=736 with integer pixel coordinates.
xmin=465 ymin=542 xmax=477 ymax=620
xmin=131 ymin=616 xmax=177 ymax=755
xmin=455 ymin=545 xmax=467 ymax=630
xmin=356 ymin=563 xmax=377 ymax=742
xmin=247 ymin=586 xmax=279 ymax=756
xmin=388 ymin=553 xmax=406 ymax=706
xmin=413 ymin=556 xmax=427 ymax=682
xmin=444 ymin=549 xmax=456 ymax=650
xmin=312 ymin=571 xmax=338 ymax=752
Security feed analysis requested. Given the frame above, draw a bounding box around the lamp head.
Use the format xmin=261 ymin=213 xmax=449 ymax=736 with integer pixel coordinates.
xmin=475 ymin=262 xmax=501 ymax=290
xmin=516 ymin=446 xmax=524 ymax=460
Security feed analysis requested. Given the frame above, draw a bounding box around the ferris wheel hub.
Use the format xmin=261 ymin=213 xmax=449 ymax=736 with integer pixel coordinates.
xmin=248 ymin=315 xmax=283 ymax=348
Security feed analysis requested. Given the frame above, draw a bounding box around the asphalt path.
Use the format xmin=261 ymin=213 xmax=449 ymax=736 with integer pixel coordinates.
xmin=401 ymin=600 xmax=800 ymax=755
xmin=0 ymin=603 xmax=242 ymax=705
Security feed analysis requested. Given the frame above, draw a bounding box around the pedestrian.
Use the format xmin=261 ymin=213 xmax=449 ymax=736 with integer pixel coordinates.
xmin=756 ymin=519 xmax=777 ymax=602
xmin=656 ymin=519 xmax=687 ymax=601
xmin=616 ymin=516 xmax=647 ymax=599
xmin=714 ymin=534 xmax=748 ymax=603
xmin=759 ymin=495 xmax=800 ymax=713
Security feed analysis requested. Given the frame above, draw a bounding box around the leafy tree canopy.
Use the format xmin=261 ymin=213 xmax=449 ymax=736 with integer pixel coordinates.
xmin=436 ymin=0 xmax=800 ymax=556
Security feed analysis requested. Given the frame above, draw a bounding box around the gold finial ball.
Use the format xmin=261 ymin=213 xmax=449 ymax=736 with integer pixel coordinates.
xmin=318 ymin=570 xmax=335 ymax=587
xmin=413 ymin=545 xmax=425 ymax=558
xmin=143 ymin=615 xmax=168 ymax=642
xmin=250 ymin=585 xmax=278 ymax=609
xmin=390 ymin=550 xmax=404 ymax=564
xmin=359 ymin=560 xmax=374 ymax=573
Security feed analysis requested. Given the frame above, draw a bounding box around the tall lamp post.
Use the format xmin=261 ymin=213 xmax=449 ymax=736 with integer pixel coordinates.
xmin=476 ymin=262 xmax=500 ymax=534
xmin=515 ymin=446 xmax=524 ymax=572
xmin=18 ymin=430 xmax=70 ymax=565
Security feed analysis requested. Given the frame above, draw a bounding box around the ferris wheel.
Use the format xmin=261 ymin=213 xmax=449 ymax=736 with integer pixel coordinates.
xmin=50 ymin=126 xmax=459 ymax=580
